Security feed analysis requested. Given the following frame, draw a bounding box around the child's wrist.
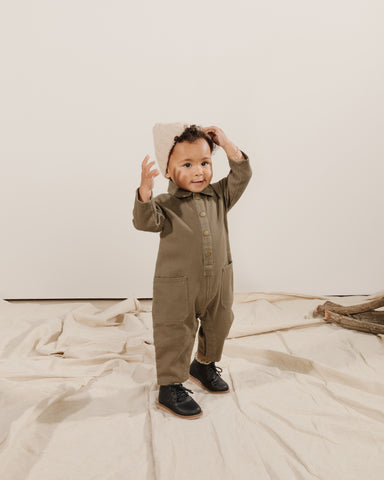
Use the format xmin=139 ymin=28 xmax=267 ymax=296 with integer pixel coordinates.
xmin=223 ymin=141 xmax=243 ymax=161
xmin=138 ymin=187 xmax=151 ymax=202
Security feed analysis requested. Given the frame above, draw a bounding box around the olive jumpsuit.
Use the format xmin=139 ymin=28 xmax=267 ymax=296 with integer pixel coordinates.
xmin=132 ymin=151 xmax=252 ymax=385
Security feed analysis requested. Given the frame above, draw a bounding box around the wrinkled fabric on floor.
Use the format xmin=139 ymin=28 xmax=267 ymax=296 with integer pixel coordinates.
xmin=1 ymin=291 xmax=384 ymax=480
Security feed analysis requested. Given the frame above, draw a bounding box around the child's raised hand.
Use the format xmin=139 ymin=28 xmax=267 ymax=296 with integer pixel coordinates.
xmin=139 ymin=155 xmax=160 ymax=202
xmin=203 ymin=126 xmax=230 ymax=149
xmin=203 ymin=125 xmax=243 ymax=161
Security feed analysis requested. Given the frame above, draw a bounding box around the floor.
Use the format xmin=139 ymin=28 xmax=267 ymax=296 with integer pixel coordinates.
xmin=2 ymin=291 xmax=384 ymax=479
xmin=7 ymin=298 xmax=153 ymax=309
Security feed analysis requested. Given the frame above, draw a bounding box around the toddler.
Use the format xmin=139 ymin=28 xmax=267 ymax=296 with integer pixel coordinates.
xmin=132 ymin=122 xmax=252 ymax=419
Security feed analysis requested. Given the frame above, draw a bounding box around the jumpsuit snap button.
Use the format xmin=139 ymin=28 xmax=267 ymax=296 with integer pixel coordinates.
xmin=200 ymin=211 xmax=206 ymax=217
xmin=194 ymin=194 xmax=201 ymax=199
xmin=203 ymin=230 xmax=209 ymax=236
xmin=205 ymin=251 xmax=211 ymax=257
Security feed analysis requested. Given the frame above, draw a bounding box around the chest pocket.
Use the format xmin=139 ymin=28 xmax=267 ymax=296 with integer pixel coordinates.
xmin=152 ymin=276 xmax=189 ymax=324
xmin=220 ymin=262 xmax=234 ymax=310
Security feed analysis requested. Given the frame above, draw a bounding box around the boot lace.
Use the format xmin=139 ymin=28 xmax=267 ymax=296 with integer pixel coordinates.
xmin=172 ymin=384 xmax=194 ymax=401
xmin=208 ymin=363 xmax=223 ymax=380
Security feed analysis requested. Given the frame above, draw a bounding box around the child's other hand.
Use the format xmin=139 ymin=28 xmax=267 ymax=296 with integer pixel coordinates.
xmin=203 ymin=126 xmax=230 ymax=149
xmin=139 ymin=155 xmax=160 ymax=201
xmin=203 ymin=125 xmax=243 ymax=161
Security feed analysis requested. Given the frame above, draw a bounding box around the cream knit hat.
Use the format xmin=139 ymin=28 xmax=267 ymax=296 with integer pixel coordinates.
xmin=152 ymin=122 xmax=190 ymax=177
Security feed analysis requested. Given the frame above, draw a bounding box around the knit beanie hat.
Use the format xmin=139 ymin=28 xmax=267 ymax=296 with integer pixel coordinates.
xmin=152 ymin=122 xmax=189 ymax=177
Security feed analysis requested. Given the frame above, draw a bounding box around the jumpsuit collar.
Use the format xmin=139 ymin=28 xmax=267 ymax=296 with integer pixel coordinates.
xmin=167 ymin=180 xmax=219 ymax=198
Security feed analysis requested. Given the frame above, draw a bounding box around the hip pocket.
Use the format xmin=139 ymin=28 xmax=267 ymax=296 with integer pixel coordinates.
xmin=220 ymin=262 xmax=234 ymax=310
xmin=152 ymin=276 xmax=189 ymax=324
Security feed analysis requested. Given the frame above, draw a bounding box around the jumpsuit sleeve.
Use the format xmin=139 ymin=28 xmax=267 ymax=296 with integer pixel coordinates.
xmin=212 ymin=150 xmax=252 ymax=211
xmin=132 ymin=188 xmax=166 ymax=232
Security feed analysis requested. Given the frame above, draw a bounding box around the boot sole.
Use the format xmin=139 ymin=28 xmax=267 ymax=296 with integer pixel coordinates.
xmin=156 ymin=401 xmax=203 ymax=419
xmin=189 ymin=374 xmax=230 ymax=394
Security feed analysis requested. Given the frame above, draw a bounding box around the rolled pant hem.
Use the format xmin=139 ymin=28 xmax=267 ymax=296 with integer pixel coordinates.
xmin=157 ymin=375 xmax=190 ymax=386
xmin=197 ymin=351 xmax=222 ymax=364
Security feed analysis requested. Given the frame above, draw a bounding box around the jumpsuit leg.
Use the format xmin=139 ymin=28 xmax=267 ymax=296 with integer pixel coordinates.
xmin=196 ymin=263 xmax=234 ymax=363
xmin=152 ymin=275 xmax=198 ymax=385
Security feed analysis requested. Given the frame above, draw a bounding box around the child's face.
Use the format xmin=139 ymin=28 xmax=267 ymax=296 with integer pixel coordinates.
xmin=165 ymin=138 xmax=213 ymax=192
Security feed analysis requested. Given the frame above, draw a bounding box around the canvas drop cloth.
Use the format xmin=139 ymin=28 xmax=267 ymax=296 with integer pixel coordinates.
xmin=1 ymin=291 xmax=384 ymax=480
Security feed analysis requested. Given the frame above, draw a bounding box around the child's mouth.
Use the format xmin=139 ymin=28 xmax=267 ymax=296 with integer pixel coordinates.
xmin=192 ymin=180 xmax=204 ymax=184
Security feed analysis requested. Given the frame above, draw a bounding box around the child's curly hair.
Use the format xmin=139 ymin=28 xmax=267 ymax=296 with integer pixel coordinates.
xmin=168 ymin=124 xmax=218 ymax=162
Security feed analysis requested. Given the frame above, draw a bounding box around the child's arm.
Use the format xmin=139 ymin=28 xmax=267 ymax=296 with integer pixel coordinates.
xmin=204 ymin=126 xmax=252 ymax=211
xmin=132 ymin=155 xmax=165 ymax=232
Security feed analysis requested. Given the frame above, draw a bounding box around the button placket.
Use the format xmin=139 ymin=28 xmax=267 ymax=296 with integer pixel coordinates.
xmin=193 ymin=195 xmax=213 ymax=267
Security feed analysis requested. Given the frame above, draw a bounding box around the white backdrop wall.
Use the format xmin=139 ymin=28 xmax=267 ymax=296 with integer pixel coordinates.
xmin=0 ymin=0 xmax=383 ymax=299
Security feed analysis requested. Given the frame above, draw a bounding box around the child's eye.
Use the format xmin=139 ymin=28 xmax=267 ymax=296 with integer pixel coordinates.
xmin=183 ymin=163 xmax=192 ymax=168
xmin=202 ymin=161 xmax=209 ymax=166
